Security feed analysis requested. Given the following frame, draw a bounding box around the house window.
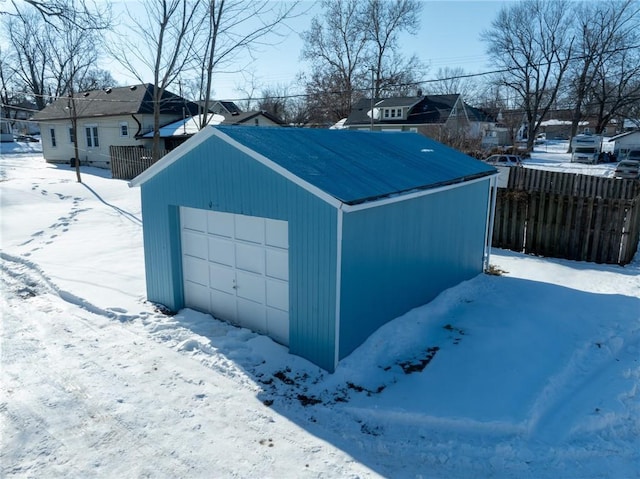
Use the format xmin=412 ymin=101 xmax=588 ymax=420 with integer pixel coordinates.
xmin=119 ymin=122 xmax=129 ymax=137
xmin=50 ymin=128 xmax=57 ymax=147
xmin=383 ymin=108 xmax=404 ymax=119
xmin=69 ymin=127 xmax=75 ymax=143
xmin=383 ymin=108 xmax=403 ymax=119
xmin=85 ymin=125 xmax=99 ymax=148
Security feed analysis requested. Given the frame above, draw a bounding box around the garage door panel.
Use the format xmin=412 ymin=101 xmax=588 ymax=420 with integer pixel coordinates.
xmin=183 ymin=255 xmax=208 ymax=286
xmin=235 ymin=271 xmax=265 ymax=303
xmin=265 ymin=219 xmax=288 ymax=248
xmin=266 ymin=249 xmax=288 ymax=280
xmin=267 ymin=308 xmax=289 ymax=346
xmin=182 ymin=230 xmax=208 ymax=260
xmin=209 ymin=264 xmax=235 ymax=294
xmin=236 ymin=243 xmax=264 ymax=274
xmin=181 ymin=207 xmax=207 ymax=232
xmin=209 ymin=289 xmax=237 ymax=322
xmin=208 ymin=210 xmax=234 ymax=237
xmin=208 ymin=237 xmax=234 ymax=266
xmin=266 ymin=279 xmax=288 ymax=312
xmin=235 ymin=215 xmax=264 ymax=243
xmin=237 ymin=300 xmax=267 ymax=333
xmin=184 ymin=282 xmax=209 ymax=312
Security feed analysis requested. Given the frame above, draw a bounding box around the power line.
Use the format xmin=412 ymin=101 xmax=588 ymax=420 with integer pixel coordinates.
xmin=2 ymin=43 xmax=640 ymax=108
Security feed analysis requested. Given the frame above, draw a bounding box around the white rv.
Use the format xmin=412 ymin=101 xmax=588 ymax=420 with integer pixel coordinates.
xmin=571 ymin=134 xmax=603 ymax=164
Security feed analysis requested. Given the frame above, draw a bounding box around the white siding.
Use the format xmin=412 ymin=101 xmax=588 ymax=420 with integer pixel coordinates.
xmin=38 ymin=113 xmax=184 ymax=168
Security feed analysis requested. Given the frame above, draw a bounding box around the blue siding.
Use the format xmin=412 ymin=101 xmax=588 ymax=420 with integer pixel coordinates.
xmin=140 ymin=135 xmax=339 ymax=371
xmin=338 ymin=179 xmax=491 ymax=359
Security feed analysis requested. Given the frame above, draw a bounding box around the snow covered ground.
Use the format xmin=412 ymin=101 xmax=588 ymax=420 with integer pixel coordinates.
xmin=523 ymin=139 xmax=618 ymax=177
xmin=1 ymin=140 xmax=639 ymax=478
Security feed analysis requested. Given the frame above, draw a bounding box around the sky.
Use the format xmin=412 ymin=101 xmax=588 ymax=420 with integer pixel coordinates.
xmin=103 ymin=0 xmax=511 ymax=101
xmin=1 ymin=138 xmax=638 ymax=477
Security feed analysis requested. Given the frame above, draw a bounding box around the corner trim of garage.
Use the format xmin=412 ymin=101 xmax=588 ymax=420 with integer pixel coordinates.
xmin=334 ymin=205 xmax=344 ymax=369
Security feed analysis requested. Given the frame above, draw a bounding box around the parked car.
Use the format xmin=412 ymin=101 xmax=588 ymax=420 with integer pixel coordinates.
xmin=613 ymin=160 xmax=640 ymax=179
xmin=626 ymin=150 xmax=640 ymax=161
xmin=483 ymin=154 xmax=523 ymax=167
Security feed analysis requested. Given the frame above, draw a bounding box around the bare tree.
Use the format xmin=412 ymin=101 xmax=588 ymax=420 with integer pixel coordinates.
xmin=76 ymin=68 xmax=118 ymax=92
xmin=111 ymin=0 xmax=202 ymax=160
xmin=588 ymin=45 xmax=640 ymax=134
xmin=301 ymin=0 xmax=370 ymax=123
xmin=428 ymin=66 xmax=479 ymax=99
xmin=301 ymin=0 xmax=424 ymax=124
xmin=566 ymin=0 xmax=640 ymax=148
xmin=47 ymin=16 xmax=102 ymax=99
xmin=53 ymin=3 xmax=111 ymax=182
xmin=0 ymin=47 xmax=16 ymax=120
xmin=195 ymin=0 xmax=301 ymax=129
xmin=3 ymin=0 xmax=111 ymax=30
xmin=2 ymin=9 xmax=50 ymax=109
xmin=482 ymin=0 xmax=574 ymax=151
xmin=254 ymin=83 xmax=310 ymax=125
xmin=366 ymin=0 xmax=423 ymax=97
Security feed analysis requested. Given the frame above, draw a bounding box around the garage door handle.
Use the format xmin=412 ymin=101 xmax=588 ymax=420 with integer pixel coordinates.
xmin=232 ymin=280 xmax=237 ymax=289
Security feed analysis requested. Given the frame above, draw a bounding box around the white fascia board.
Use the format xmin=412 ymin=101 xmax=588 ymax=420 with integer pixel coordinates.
xmin=210 ymin=128 xmax=343 ymax=209
xmin=341 ymin=174 xmax=499 ymax=213
xmin=128 ymin=126 xmax=218 ymax=187
xmin=334 ymin=206 xmax=343 ymax=370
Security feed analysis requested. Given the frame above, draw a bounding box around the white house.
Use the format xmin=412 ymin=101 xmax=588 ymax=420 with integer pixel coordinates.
xmin=32 ymin=84 xmax=198 ymax=168
xmin=608 ymin=130 xmax=640 ymax=160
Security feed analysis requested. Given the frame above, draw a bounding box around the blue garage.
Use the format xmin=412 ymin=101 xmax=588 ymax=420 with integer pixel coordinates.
xmin=131 ymin=126 xmax=497 ymax=371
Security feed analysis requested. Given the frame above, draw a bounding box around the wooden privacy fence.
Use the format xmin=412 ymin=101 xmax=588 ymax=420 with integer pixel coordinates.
xmin=493 ymin=168 xmax=640 ymax=265
xmin=110 ymin=146 xmax=168 ymax=180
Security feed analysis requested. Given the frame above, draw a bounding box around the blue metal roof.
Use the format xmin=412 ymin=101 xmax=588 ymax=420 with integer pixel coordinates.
xmin=214 ymin=126 xmax=496 ymax=205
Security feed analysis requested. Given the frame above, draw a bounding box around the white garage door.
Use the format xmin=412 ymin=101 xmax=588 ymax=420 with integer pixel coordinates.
xmin=180 ymin=207 xmax=289 ymax=346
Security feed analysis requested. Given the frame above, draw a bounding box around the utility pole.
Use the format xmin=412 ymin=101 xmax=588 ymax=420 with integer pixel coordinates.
xmin=370 ymin=66 xmax=375 ymax=131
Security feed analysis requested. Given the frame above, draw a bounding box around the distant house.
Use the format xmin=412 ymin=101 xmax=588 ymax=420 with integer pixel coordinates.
xmin=206 ymin=100 xmax=243 ymax=116
xmin=608 ymin=130 xmax=640 ymax=159
xmin=142 ymin=110 xmax=284 ymax=149
xmin=32 ymin=84 xmax=199 ymax=168
xmin=623 ymin=119 xmax=640 ymax=132
xmin=344 ymin=94 xmax=494 ymax=144
xmin=1 ymin=111 xmax=13 ymax=142
xmin=2 ymin=100 xmax=39 ymax=137
xmin=130 ymin=126 xmax=497 ymax=371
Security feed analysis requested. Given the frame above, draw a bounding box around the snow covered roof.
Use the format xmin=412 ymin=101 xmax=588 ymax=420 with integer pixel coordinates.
xmin=539 ymin=119 xmax=588 ymax=127
xmin=142 ymin=114 xmax=225 ymax=138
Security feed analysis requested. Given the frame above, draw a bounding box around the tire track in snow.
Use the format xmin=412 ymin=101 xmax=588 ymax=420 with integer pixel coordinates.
xmin=526 ymin=328 xmax=640 ymax=444
xmin=1 ymin=275 xmax=207 ymax=478
xmin=0 ymin=251 xmax=140 ymax=322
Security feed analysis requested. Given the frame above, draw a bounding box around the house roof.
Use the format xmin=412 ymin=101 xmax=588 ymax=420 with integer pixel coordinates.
xmin=344 ymin=94 xmax=493 ymax=127
xmin=33 ymin=84 xmax=199 ymax=121
xmin=223 ymin=110 xmax=284 ymax=125
xmin=198 ymin=100 xmax=242 ymax=115
xmin=141 ymin=113 xmax=226 ymax=138
xmin=132 ymin=126 xmax=496 ymax=206
xmin=608 ymin=130 xmax=640 ymax=142
xmin=141 ymin=111 xmax=283 ymax=138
